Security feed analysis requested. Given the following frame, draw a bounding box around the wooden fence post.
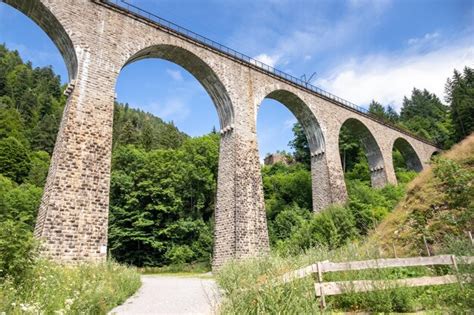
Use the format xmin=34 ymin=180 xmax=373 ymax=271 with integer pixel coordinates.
xmin=423 ymin=235 xmax=431 ymax=256
xmin=316 ymin=262 xmax=325 ymax=310
xmin=392 ymin=243 xmax=397 ymax=258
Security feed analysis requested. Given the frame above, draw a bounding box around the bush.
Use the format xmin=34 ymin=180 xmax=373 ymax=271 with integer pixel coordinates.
xmin=0 ymin=219 xmax=38 ymax=281
xmin=164 ymin=245 xmax=195 ymax=265
xmin=276 ymin=206 xmax=357 ymax=254
xmin=433 ymin=157 xmax=473 ymax=208
xmin=1 ymin=183 xmax=42 ymax=228
xmin=0 ymin=136 xmax=30 ymax=183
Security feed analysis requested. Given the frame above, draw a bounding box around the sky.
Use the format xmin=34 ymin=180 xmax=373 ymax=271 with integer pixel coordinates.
xmin=0 ymin=0 xmax=472 ymax=158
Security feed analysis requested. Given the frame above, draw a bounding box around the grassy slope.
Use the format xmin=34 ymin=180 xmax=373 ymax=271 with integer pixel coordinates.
xmin=366 ymin=133 xmax=474 ymax=257
xmin=216 ymin=135 xmax=474 ymax=313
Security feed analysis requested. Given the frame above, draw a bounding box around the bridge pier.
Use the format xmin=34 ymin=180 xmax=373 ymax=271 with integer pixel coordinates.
xmin=34 ymin=53 xmax=117 ymax=263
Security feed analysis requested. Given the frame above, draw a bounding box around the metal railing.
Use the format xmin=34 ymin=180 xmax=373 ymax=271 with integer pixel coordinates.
xmin=98 ymin=0 xmax=437 ymax=147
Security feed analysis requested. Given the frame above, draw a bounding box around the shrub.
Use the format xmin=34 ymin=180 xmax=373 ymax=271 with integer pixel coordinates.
xmin=433 ymin=157 xmax=473 ymax=207
xmin=0 ymin=136 xmax=30 ymax=183
xmin=276 ymin=206 xmax=357 ymax=254
xmin=164 ymin=245 xmax=195 ymax=265
xmin=0 ymin=219 xmax=38 ymax=281
xmin=1 ymin=183 xmax=42 ymax=228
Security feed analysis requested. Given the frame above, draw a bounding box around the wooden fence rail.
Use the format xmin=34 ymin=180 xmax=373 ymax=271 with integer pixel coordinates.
xmin=281 ymin=255 xmax=474 ymax=309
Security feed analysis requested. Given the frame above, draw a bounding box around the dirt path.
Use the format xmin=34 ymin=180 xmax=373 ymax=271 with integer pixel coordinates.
xmin=109 ymin=275 xmax=221 ymax=315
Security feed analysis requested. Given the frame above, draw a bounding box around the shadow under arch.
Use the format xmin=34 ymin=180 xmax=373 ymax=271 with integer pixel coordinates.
xmin=259 ymin=89 xmax=331 ymax=212
xmin=123 ymin=44 xmax=234 ymax=129
xmin=393 ymin=138 xmax=423 ymax=172
xmin=3 ymin=0 xmax=78 ymax=81
xmin=430 ymin=150 xmax=441 ymax=160
xmin=339 ymin=118 xmax=387 ymax=188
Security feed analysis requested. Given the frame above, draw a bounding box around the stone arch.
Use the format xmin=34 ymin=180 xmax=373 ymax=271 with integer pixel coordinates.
xmin=393 ymin=138 xmax=423 ymax=172
xmin=3 ymin=0 xmax=78 ymax=81
xmin=122 ymin=44 xmax=234 ymax=130
xmin=339 ymin=118 xmax=388 ymax=188
xmin=264 ymin=90 xmax=325 ymax=155
xmin=257 ymin=88 xmax=331 ymax=211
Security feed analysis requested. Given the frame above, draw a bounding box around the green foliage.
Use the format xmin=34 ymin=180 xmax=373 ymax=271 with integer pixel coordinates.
xmin=368 ymin=100 xmax=400 ymax=123
xmin=108 ymin=134 xmax=219 ymax=267
xmin=262 ymin=163 xmax=312 ymax=223
xmin=0 ymin=136 xmax=30 ymax=183
xmin=288 ymin=122 xmax=310 ymax=166
xmin=216 ymin=244 xmax=473 ymax=313
xmin=282 ymin=205 xmax=357 ymax=252
xmin=1 ymin=183 xmax=43 ymax=228
xmin=26 ymin=150 xmax=50 ymax=187
xmin=445 ymin=67 xmax=474 ymax=142
xmin=112 ymin=103 xmax=187 ymax=151
xmin=400 ymin=88 xmax=453 ymax=148
xmin=0 ymin=219 xmax=38 ymax=281
xmin=433 ymin=157 xmax=474 ymax=208
xmin=338 ymin=125 xmax=362 ymax=174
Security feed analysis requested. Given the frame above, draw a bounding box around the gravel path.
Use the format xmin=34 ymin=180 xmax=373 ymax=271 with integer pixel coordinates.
xmin=109 ymin=275 xmax=221 ymax=315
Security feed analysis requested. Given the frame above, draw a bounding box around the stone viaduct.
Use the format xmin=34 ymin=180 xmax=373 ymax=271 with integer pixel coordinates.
xmin=3 ymin=0 xmax=440 ymax=269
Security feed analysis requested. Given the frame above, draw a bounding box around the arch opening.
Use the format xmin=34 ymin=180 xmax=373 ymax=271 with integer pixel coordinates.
xmin=257 ymin=89 xmax=330 ymax=246
xmin=108 ymin=47 xmax=232 ymax=268
xmin=3 ymin=0 xmax=78 ymax=81
xmin=339 ymin=118 xmax=387 ymax=188
xmin=393 ymin=138 xmax=423 ymax=173
xmin=124 ymin=45 xmax=234 ymax=130
xmin=430 ymin=151 xmax=440 ymax=160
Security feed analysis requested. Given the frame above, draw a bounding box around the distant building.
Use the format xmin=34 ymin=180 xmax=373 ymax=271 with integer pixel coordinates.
xmin=264 ymin=153 xmax=292 ymax=166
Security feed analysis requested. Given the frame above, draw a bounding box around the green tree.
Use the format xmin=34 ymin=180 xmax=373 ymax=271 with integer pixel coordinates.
xmin=399 ymin=88 xmax=452 ymax=147
xmin=368 ymin=100 xmax=386 ymax=120
xmin=445 ymin=67 xmax=474 ymax=142
xmin=1 ymin=184 xmax=43 ymax=228
xmin=0 ymin=136 xmax=30 ymax=183
xmin=26 ymin=151 xmax=50 ymax=187
xmin=288 ymin=122 xmax=310 ymax=167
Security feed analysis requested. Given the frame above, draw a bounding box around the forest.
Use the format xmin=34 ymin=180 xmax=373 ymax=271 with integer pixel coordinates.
xmin=0 ymin=43 xmax=473 ymax=269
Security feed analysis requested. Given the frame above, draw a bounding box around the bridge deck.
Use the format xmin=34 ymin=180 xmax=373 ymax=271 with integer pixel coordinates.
xmin=94 ymin=0 xmax=437 ymax=147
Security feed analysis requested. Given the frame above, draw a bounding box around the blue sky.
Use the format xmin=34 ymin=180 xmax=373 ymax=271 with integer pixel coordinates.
xmin=0 ymin=0 xmax=472 ymax=158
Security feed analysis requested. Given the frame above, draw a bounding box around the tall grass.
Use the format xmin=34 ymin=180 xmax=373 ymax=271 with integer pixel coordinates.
xmin=216 ymin=240 xmax=473 ymax=313
xmin=0 ymin=260 xmax=141 ymax=314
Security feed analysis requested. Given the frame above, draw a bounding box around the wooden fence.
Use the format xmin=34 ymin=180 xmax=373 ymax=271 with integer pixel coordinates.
xmin=281 ymin=255 xmax=473 ymax=309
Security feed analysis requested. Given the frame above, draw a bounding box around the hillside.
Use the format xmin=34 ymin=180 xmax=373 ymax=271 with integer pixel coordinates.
xmin=367 ymin=133 xmax=474 ymax=256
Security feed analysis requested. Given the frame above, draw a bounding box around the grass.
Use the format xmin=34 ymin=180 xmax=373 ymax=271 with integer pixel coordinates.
xmin=216 ymin=135 xmax=474 ymax=313
xmin=0 ymin=260 xmax=141 ymax=314
xmin=366 ymin=133 xmax=474 ymax=257
xmin=216 ymin=241 xmax=473 ymax=313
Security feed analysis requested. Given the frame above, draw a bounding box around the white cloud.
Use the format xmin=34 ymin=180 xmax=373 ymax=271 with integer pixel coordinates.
xmin=166 ymin=69 xmax=183 ymax=81
xmin=407 ymin=32 xmax=440 ymax=46
xmin=349 ymin=0 xmax=392 ymax=12
xmin=254 ymin=53 xmax=280 ymax=67
xmin=314 ymin=39 xmax=473 ymax=111
xmin=283 ymin=117 xmax=297 ymax=129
